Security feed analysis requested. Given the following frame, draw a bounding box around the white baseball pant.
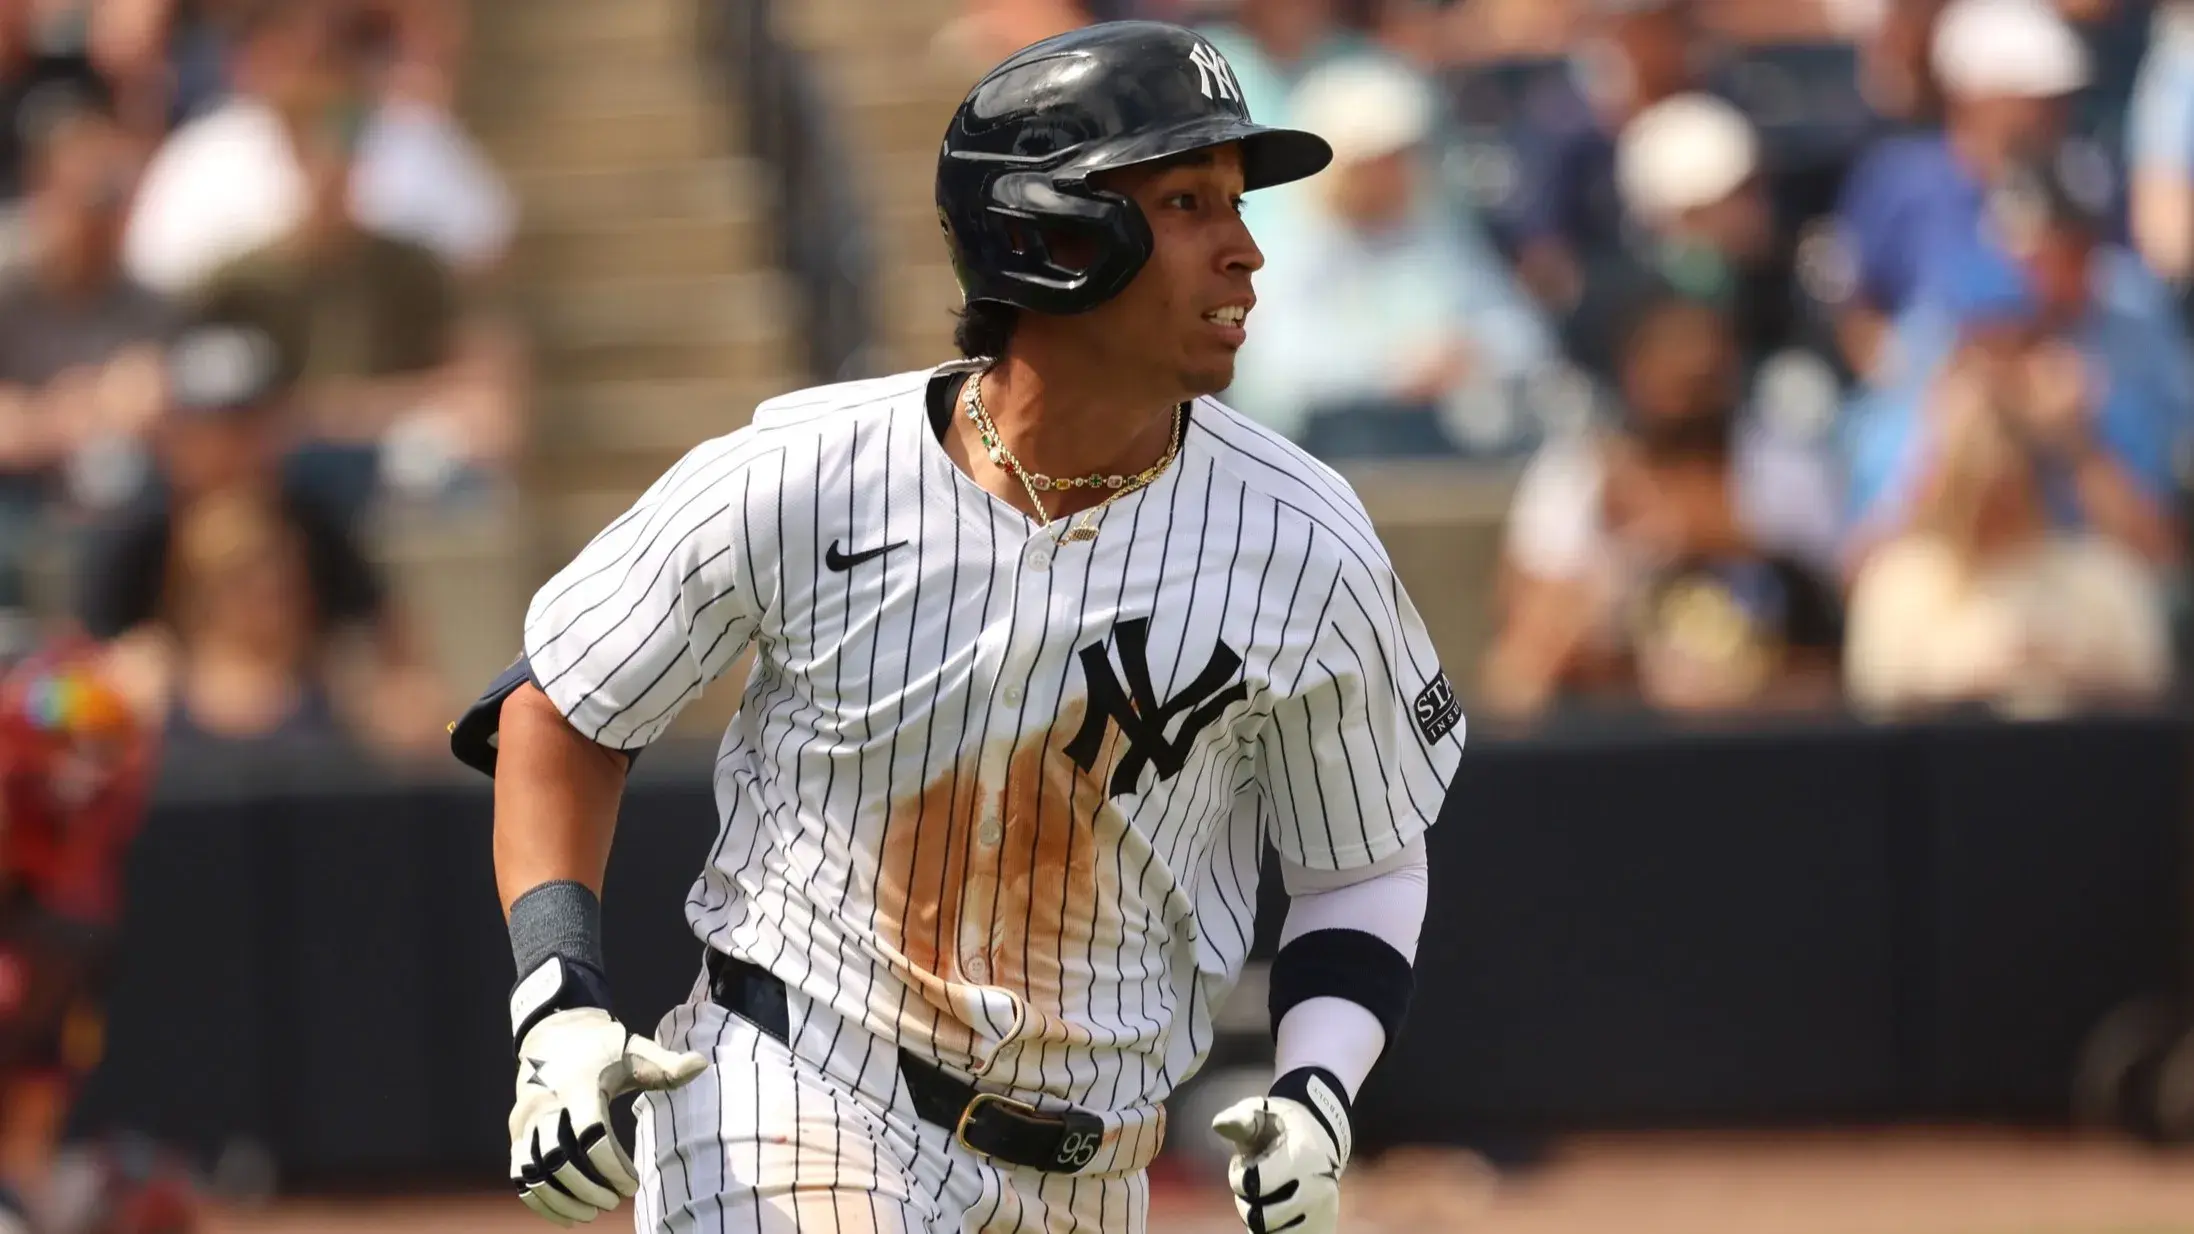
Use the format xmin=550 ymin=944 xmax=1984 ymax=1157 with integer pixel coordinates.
xmin=630 ymin=968 xmax=1163 ymax=1233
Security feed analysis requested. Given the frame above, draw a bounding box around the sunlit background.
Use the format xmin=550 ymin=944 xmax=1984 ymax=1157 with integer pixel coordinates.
xmin=2 ymin=0 xmax=2194 ymax=1231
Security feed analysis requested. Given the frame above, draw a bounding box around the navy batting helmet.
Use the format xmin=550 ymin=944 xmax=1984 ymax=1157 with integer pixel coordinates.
xmin=935 ymin=21 xmax=1332 ymax=317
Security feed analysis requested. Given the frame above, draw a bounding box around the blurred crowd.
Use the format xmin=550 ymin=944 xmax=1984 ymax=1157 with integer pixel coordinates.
xmin=957 ymin=0 xmax=2194 ymax=725
xmin=7 ymin=0 xmax=2185 ymax=758
xmin=0 ymin=0 xmax=527 ymax=761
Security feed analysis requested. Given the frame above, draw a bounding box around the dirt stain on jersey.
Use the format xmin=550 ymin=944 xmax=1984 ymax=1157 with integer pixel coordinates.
xmin=874 ymin=698 xmax=1132 ymax=1052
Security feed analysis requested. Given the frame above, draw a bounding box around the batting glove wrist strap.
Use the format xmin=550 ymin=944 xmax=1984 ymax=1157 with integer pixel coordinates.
xmin=1267 ymin=1066 xmax=1353 ymax=1167
xmin=510 ymin=955 xmax=614 ymax=1051
xmin=509 ymin=880 xmax=607 ymax=994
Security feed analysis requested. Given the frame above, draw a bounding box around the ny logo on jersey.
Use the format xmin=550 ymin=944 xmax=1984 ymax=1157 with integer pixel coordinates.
xmin=1064 ymin=618 xmax=1249 ymax=799
xmin=1188 ymin=42 xmax=1242 ymax=104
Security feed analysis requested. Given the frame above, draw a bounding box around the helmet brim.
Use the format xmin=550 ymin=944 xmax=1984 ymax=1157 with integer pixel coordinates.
xmin=1063 ymin=116 xmax=1334 ymax=193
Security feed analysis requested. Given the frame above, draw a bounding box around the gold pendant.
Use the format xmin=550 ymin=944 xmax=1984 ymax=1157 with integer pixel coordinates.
xmin=1059 ymin=521 xmax=1100 ymax=544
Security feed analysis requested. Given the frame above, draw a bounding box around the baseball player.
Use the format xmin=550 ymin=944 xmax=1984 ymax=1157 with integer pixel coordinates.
xmin=453 ymin=21 xmax=1462 ymax=1233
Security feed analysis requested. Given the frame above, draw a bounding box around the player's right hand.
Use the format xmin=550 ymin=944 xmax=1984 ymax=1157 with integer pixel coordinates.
xmin=508 ymin=1007 xmax=707 ymax=1225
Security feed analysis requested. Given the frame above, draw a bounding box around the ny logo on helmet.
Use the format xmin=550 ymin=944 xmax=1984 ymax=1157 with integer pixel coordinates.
xmin=1189 ymin=42 xmax=1242 ymax=104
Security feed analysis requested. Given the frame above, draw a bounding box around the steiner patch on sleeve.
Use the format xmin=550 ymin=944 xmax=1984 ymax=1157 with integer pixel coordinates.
xmin=1413 ymin=672 xmax=1461 ymax=743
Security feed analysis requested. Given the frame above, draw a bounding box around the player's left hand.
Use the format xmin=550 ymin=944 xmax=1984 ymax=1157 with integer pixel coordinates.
xmin=1211 ymin=1068 xmax=1354 ymax=1234
xmin=508 ymin=1007 xmax=707 ymax=1226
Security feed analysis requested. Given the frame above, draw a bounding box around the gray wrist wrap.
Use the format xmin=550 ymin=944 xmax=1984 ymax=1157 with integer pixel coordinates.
xmin=508 ymin=880 xmax=606 ymax=979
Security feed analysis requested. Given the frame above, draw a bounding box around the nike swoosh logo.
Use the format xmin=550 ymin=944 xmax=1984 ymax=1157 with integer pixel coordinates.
xmin=825 ymin=539 xmax=906 ymax=571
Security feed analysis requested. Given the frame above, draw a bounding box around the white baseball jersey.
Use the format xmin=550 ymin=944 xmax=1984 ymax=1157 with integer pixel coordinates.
xmin=524 ymin=361 xmax=1464 ymax=1116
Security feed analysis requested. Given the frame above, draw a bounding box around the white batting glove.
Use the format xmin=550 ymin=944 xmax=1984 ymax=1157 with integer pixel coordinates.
xmin=506 ymin=959 xmax=707 ymax=1226
xmin=1211 ymin=1067 xmax=1354 ymax=1234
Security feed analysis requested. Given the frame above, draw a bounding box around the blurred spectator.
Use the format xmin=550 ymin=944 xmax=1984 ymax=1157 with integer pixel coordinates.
xmin=82 ymin=0 xmax=175 ymax=142
xmin=79 ymin=319 xmax=447 ymax=758
xmin=123 ymin=0 xmax=354 ymax=295
xmin=130 ymin=485 xmax=342 ymax=745
xmin=1567 ymin=92 xmax=1805 ymax=383
xmin=165 ymin=0 xmax=242 ymax=125
xmin=120 ymin=0 xmax=517 ymax=521
xmin=1364 ymin=0 xmax=1450 ymax=67
xmin=1481 ymin=292 xmax=1843 ymax=718
xmin=2127 ymin=0 xmax=2194 ymax=290
xmin=333 ymin=0 xmax=525 ymax=498
xmin=1852 ymin=0 xmax=1951 ymax=126
xmin=1 ymin=0 xmax=180 ymax=164
xmin=1844 ymin=331 xmax=2172 ymax=716
xmin=1228 ymin=57 xmax=1552 ymax=455
xmin=1430 ymin=0 xmax=1577 ymax=63
xmin=0 ymin=105 xmax=169 ymax=626
xmin=1846 ymin=145 xmax=2188 ymax=571
xmin=1197 ymin=0 xmax=1376 ymax=125
xmin=347 ymin=0 xmax=516 ymax=280
xmin=2063 ymin=0 xmax=2148 ymax=152
xmin=1504 ymin=0 xmax=1709 ymax=308
xmin=126 ymin=0 xmax=516 ymax=294
xmin=189 ymin=84 xmax=481 ymax=525
xmin=0 ymin=4 xmax=111 ymax=211
xmin=1827 ymin=0 xmax=2090 ymax=378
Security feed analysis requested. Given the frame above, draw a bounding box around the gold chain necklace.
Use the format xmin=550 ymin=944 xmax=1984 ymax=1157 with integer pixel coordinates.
xmin=963 ymin=371 xmax=1184 ymax=545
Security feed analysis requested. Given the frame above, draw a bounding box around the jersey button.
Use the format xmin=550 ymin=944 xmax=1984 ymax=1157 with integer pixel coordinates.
xmin=1001 ymin=683 xmax=1023 ymax=706
xmin=1024 ymin=542 xmax=1053 ymax=572
xmin=977 ymin=818 xmax=1003 ymax=847
xmin=963 ymin=953 xmax=990 ymax=982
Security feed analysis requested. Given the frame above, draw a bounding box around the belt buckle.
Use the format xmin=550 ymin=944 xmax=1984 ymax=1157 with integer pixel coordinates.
xmin=953 ymin=1090 xmax=1041 ymax=1159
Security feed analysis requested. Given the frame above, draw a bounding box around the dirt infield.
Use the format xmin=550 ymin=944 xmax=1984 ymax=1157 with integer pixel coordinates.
xmin=201 ymin=1131 xmax=2194 ymax=1234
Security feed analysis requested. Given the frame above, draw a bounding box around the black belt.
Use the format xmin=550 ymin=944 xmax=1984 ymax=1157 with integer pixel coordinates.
xmin=704 ymin=950 xmax=1107 ymax=1174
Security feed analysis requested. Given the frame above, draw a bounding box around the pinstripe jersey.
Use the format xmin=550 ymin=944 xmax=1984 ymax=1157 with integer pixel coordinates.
xmin=524 ymin=361 xmax=1464 ymax=1117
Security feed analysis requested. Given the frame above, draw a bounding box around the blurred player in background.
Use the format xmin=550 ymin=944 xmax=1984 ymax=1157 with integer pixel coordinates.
xmin=0 ymin=642 xmax=163 ymax=1234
